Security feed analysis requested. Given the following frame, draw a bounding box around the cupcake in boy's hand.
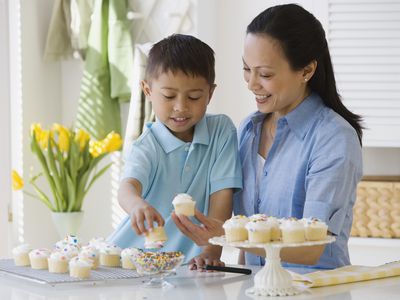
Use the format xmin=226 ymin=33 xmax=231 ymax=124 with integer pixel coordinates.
xmin=12 ymin=243 xmax=32 ymax=266
xmin=144 ymin=226 xmax=168 ymax=249
xmin=172 ymin=193 xmax=196 ymax=216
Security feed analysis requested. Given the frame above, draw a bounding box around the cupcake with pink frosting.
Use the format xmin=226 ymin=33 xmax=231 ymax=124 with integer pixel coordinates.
xmin=29 ymin=248 xmax=51 ymax=269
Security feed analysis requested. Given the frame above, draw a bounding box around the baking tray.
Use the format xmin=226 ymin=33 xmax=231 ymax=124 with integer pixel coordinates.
xmin=0 ymin=258 xmax=142 ymax=286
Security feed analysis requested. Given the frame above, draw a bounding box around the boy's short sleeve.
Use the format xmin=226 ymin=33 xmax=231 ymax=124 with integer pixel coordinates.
xmin=209 ymin=120 xmax=243 ymax=194
xmin=122 ymin=140 xmax=155 ymax=194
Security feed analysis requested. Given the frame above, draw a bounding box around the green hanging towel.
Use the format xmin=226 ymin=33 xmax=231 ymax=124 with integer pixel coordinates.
xmin=76 ymin=0 xmax=133 ymax=140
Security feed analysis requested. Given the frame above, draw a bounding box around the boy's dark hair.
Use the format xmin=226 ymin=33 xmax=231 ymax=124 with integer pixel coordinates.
xmin=247 ymin=4 xmax=363 ymax=145
xmin=145 ymin=34 xmax=215 ymax=85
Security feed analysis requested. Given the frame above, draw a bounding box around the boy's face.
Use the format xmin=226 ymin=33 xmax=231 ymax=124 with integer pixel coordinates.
xmin=141 ymin=70 xmax=215 ymax=142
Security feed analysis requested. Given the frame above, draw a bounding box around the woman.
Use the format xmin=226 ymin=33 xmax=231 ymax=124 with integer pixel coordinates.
xmin=172 ymin=4 xmax=363 ymax=270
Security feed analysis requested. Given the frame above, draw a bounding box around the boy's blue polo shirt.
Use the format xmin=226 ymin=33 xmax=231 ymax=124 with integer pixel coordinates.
xmin=233 ymin=92 xmax=363 ymax=269
xmin=108 ymin=114 xmax=243 ymax=261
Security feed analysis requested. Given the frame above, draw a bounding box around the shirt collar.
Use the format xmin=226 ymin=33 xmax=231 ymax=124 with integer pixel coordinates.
xmin=284 ymin=92 xmax=324 ymax=140
xmin=150 ymin=116 xmax=209 ymax=153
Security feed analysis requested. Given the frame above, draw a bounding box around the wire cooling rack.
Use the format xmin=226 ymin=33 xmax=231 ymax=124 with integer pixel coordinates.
xmin=0 ymin=259 xmax=142 ymax=285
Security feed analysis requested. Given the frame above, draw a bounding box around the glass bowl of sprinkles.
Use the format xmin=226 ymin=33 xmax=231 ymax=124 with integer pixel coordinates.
xmin=132 ymin=251 xmax=184 ymax=288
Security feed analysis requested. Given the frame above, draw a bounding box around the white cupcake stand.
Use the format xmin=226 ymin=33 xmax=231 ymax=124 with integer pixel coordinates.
xmin=209 ymin=236 xmax=335 ymax=297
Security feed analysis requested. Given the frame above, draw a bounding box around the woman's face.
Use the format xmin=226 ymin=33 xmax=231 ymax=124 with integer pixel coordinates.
xmin=243 ymin=33 xmax=309 ymax=116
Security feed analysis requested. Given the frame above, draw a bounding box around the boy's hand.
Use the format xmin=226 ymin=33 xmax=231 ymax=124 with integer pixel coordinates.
xmin=171 ymin=209 xmax=224 ymax=246
xmin=188 ymin=247 xmax=225 ymax=271
xmin=130 ymin=199 xmax=164 ymax=235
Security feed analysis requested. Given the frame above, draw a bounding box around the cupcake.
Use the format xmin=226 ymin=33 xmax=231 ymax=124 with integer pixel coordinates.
xmin=266 ymin=216 xmax=282 ymax=241
xmin=280 ymin=218 xmax=305 ymax=243
xmin=55 ymin=234 xmax=81 ymax=250
xmin=246 ymin=216 xmax=272 ymax=243
xmin=172 ymin=193 xmax=196 ymax=216
xmin=302 ymin=217 xmax=328 ymax=241
xmin=88 ymin=237 xmax=107 ymax=250
xmin=99 ymin=244 xmax=122 ymax=267
xmin=144 ymin=226 xmax=168 ymax=249
xmin=12 ymin=243 xmax=32 ymax=266
xmin=121 ymin=247 xmax=142 ymax=269
xmin=29 ymin=248 xmax=51 ymax=269
xmin=79 ymin=246 xmax=100 ymax=269
xmin=69 ymin=256 xmax=92 ymax=279
xmin=223 ymin=215 xmax=249 ymax=242
xmin=48 ymin=251 xmax=69 ymax=273
xmin=58 ymin=244 xmax=80 ymax=258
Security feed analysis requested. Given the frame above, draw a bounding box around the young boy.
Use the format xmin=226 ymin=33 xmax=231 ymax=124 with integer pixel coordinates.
xmin=108 ymin=34 xmax=242 ymax=267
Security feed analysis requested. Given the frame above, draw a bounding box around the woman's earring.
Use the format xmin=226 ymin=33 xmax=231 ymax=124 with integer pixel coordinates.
xmin=304 ymin=77 xmax=308 ymax=82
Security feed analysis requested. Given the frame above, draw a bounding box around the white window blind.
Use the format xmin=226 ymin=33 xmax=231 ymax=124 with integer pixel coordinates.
xmin=327 ymin=0 xmax=400 ymax=147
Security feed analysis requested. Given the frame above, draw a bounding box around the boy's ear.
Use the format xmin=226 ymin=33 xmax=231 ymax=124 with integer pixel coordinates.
xmin=141 ymin=80 xmax=152 ymax=99
xmin=208 ymin=84 xmax=217 ymax=104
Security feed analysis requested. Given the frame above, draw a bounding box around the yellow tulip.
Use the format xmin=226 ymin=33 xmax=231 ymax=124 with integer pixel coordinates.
xmin=103 ymin=132 xmax=122 ymax=152
xmin=89 ymin=140 xmax=106 ymax=158
xmin=74 ymin=129 xmax=90 ymax=151
xmin=11 ymin=170 xmax=24 ymax=191
xmin=38 ymin=130 xmax=51 ymax=150
xmin=52 ymin=124 xmax=70 ymax=152
xmin=30 ymin=123 xmax=42 ymax=137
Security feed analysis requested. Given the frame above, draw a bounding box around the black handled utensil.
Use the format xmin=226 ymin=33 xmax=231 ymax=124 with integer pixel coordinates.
xmin=204 ymin=265 xmax=252 ymax=275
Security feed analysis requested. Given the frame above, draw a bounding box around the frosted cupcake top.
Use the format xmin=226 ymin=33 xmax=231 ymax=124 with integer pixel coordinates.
xmin=248 ymin=214 xmax=268 ymax=221
xmin=121 ymin=247 xmax=142 ymax=258
xmin=58 ymin=244 xmax=79 ymax=258
xmin=55 ymin=234 xmax=81 ymax=250
xmin=280 ymin=217 xmax=305 ymax=230
xmin=29 ymin=248 xmax=51 ymax=258
xmin=302 ymin=217 xmax=328 ymax=229
xmin=88 ymin=237 xmax=107 ymax=250
xmin=12 ymin=243 xmax=32 ymax=255
xmin=69 ymin=256 xmax=93 ymax=268
xmin=99 ymin=244 xmax=122 ymax=255
xmin=223 ymin=215 xmax=249 ymax=229
xmin=79 ymin=246 xmax=99 ymax=259
xmin=49 ymin=250 xmax=70 ymax=261
xmin=172 ymin=193 xmax=195 ymax=205
xmin=245 ymin=219 xmax=272 ymax=231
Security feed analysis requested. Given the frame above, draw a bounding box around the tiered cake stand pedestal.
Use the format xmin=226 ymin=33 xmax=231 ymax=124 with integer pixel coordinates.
xmin=210 ymin=236 xmax=335 ymax=297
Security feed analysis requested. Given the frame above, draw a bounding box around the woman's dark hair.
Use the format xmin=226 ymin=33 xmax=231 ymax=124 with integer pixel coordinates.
xmin=247 ymin=4 xmax=363 ymax=145
xmin=146 ymin=34 xmax=215 ymax=85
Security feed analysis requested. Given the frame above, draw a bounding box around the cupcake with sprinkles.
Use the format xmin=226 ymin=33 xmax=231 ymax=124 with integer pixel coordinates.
xmin=48 ymin=250 xmax=69 ymax=273
xmin=302 ymin=217 xmax=328 ymax=241
xmin=79 ymin=246 xmax=100 ymax=269
xmin=144 ymin=226 xmax=168 ymax=249
xmin=223 ymin=215 xmax=249 ymax=242
xmin=29 ymin=248 xmax=51 ymax=270
xmin=69 ymin=256 xmax=93 ymax=279
xmin=121 ymin=247 xmax=142 ymax=269
xmin=280 ymin=217 xmax=306 ymax=243
xmin=246 ymin=215 xmax=272 ymax=243
xmin=12 ymin=243 xmax=32 ymax=266
xmin=99 ymin=244 xmax=122 ymax=267
xmin=55 ymin=234 xmax=81 ymax=250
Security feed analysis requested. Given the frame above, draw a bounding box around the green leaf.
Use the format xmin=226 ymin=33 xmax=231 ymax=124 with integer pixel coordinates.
xmin=66 ymin=173 xmax=77 ymax=212
xmin=46 ymin=137 xmax=65 ymax=210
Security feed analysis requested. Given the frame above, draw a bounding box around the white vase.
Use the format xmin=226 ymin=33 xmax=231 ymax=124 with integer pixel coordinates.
xmin=51 ymin=211 xmax=84 ymax=239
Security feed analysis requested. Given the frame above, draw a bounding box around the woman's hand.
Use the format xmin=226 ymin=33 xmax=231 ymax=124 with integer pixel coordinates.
xmin=129 ymin=199 xmax=164 ymax=235
xmin=171 ymin=209 xmax=225 ymax=246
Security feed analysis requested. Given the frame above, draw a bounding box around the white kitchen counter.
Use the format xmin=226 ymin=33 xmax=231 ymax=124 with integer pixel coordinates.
xmin=1 ymin=265 xmax=400 ymax=300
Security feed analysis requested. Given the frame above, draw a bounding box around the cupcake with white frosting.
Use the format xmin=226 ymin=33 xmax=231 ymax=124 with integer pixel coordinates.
xmin=121 ymin=247 xmax=142 ymax=269
xmin=69 ymin=256 xmax=93 ymax=279
xmin=280 ymin=217 xmax=305 ymax=243
xmin=29 ymin=248 xmax=51 ymax=269
xmin=144 ymin=226 xmax=168 ymax=249
xmin=302 ymin=217 xmax=328 ymax=241
xmin=223 ymin=215 xmax=249 ymax=242
xmin=48 ymin=250 xmax=69 ymax=273
xmin=79 ymin=246 xmax=100 ymax=269
xmin=99 ymin=244 xmax=122 ymax=267
xmin=88 ymin=237 xmax=107 ymax=250
xmin=266 ymin=216 xmax=282 ymax=241
xmin=246 ymin=216 xmax=272 ymax=243
xmin=172 ymin=193 xmax=196 ymax=216
xmin=12 ymin=243 xmax=32 ymax=266
xmin=55 ymin=234 xmax=81 ymax=250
